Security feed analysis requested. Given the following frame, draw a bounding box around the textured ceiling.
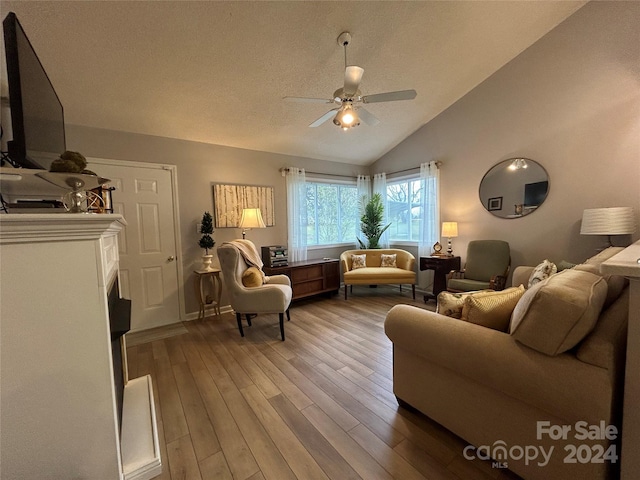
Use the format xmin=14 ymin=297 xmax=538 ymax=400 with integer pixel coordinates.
xmin=0 ymin=1 xmax=585 ymax=166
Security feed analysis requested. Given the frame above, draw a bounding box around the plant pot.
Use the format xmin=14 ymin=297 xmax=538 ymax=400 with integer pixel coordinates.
xmin=202 ymin=254 xmax=214 ymax=271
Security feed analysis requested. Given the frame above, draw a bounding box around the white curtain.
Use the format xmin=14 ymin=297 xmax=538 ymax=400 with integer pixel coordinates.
xmin=356 ymin=175 xmax=371 ymax=247
xmin=285 ymin=167 xmax=307 ymax=262
xmin=373 ymin=172 xmax=389 ymax=248
xmin=419 ymin=162 xmax=440 ymax=287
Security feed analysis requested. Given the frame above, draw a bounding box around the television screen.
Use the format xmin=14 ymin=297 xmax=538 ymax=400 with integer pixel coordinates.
xmin=3 ymin=12 xmax=65 ymax=170
xmin=524 ymin=181 xmax=549 ymax=207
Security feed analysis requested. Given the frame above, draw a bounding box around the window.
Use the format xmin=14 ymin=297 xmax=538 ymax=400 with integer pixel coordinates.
xmin=306 ymin=181 xmax=358 ymax=246
xmin=386 ymin=177 xmax=423 ymax=242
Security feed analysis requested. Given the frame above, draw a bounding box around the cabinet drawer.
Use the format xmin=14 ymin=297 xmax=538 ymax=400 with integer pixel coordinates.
xmin=291 ymin=265 xmax=323 ymax=282
xmin=294 ymin=279 xmax=324 ymax=297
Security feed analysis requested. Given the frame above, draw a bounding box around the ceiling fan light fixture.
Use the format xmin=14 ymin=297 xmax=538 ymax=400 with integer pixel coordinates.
xmin=333 ymin=104 xmax=360 ymax=129
xmin=285 ymin=31 xmax=415 ymax=129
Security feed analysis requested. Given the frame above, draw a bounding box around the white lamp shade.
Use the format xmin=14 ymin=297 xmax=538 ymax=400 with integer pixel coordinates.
xmin=239 ymin=208 xmax=266 ymax=229
xmin=580 ymin=207 xmax=636 ymax=235
xmin=442 ymin=222 xmax=458 ymax=237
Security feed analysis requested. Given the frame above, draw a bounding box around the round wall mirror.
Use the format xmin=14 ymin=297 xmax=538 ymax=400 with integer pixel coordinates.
xmin=479 ymin=158 xmax=549 ymax=218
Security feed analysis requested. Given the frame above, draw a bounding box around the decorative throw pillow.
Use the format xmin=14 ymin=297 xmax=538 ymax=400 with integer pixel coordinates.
xmin=528 ymin=259 xmax=557 ymax=288
xmin=556 ymin=260 xmax=577 ymax=272
xmin=461 ymin=285 xmax=526 ymax=332
xmin=510 ymin=269 xmax=608 ymax=356
xmin=380 ymin=253 xmax=397 ymax=268
xmin=242 ymin=266 xmax=264 ymax=287
xmin=351 ymin=254 xmax=367 ymax=269
xmin=437 ymin=290 xmax=492 ymax=319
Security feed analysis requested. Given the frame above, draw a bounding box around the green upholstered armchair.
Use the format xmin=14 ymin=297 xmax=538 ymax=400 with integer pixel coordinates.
xmin=446 ymin=240 xmax=511 ymax=292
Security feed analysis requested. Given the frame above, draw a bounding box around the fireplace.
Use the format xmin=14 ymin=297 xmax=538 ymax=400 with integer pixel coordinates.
xmin=108 ymin=277 xmax=131 ymax=433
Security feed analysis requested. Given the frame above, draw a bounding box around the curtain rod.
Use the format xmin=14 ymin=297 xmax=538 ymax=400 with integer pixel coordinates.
xmin=280 ymin=168 xmax=356 ymax=179
xmin=281 ymin=161 xmax=441 ymax=179
xmin=387 ymin=161 xmax=442 ymax=176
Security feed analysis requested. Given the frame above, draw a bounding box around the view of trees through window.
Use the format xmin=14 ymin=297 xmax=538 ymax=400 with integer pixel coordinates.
xmin=306 ymin=182 xmax=358 ymax=246
xmin=305 ymin=176 xmax=427 ymax=246
xmin=386 ymin=178 xmax=423 ymax=242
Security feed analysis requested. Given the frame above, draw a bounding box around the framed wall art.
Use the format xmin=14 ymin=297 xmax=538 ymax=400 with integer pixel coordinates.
xmin=212 ymin=183 xmax=275 ymax=228
xmin=487 ymin=196 xmax=503 ymax=211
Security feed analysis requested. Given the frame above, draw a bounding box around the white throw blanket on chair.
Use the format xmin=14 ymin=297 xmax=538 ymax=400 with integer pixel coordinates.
xmin=223 ymin=239 xmax=266 ymax=282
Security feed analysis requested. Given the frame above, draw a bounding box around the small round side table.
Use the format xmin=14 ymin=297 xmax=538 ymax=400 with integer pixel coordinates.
xmin=194 ymin=268 xmax=222 ymax=320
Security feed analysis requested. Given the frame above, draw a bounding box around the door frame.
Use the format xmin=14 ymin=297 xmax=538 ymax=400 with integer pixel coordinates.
xmin=88 ymin=157 xmax=186 ymax=322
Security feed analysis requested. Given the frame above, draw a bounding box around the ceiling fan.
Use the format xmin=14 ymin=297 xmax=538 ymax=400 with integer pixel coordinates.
xmin=284 ymin=32 xmax=417 ymax=130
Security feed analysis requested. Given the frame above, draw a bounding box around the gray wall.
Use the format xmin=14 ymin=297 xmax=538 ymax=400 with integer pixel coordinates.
xmin=372 ymin=1 xmax=640 ymax=270
xmin=66 ymin=125 xmax=368 ymax=316
xmin=66 ymin=1 xmax=639 ymax=319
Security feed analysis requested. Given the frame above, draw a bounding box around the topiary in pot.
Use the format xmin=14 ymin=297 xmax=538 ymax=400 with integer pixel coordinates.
xmin=357 ymin=193 xmax=391 ymax=249
xmin=198 ymin=212 xmax=215 ymax=270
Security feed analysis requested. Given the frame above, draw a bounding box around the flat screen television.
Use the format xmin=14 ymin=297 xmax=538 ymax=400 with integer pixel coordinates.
xmin=524 ymin=180 xmax=549 ymax=207
xmin=3 ymin=11 xmax=65 ymax=170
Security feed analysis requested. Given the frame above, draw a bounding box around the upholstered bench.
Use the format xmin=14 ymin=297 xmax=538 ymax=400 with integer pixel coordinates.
xmin=340 ymin=249 xmax=416 ymax=300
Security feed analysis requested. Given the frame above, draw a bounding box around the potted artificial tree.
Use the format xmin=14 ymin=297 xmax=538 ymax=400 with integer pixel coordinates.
xmin=357 ymin=193 xmax=391 ymax=249
xmin=198 ymin=211 xmax=215 ymax=270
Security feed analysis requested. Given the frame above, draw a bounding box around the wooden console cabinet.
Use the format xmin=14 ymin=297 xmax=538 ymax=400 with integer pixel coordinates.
xmin=264 ymin=258 xmax=340 ymax=300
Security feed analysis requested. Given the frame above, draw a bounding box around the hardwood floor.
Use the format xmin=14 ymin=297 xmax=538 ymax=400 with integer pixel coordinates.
xmin=126 ymin=286 xmax=521 ymax=480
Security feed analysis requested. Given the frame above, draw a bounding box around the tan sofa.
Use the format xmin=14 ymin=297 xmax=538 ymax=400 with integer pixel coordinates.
xmin=340 ymin=248 xmax=416 ymax=300
xmin=385 ymin=248 xmax=628 ymax=480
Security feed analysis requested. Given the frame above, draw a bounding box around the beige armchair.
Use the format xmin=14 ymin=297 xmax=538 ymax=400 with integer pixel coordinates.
xmin=217 ymin=242 xmax=292 ymax=340
xmin=446 ymin=240 xmax=510 ymax=292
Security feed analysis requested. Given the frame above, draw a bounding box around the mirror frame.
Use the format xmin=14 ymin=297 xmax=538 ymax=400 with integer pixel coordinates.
xmin=479 ymin=158 xmax=549 ymax=219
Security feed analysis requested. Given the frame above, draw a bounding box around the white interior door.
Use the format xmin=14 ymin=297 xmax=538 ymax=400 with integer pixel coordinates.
xmin=89 ymin=160 xmax=182 ymax=332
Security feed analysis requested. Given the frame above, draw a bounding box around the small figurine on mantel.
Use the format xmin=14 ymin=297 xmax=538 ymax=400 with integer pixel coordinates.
xmin=49 ymin=150 xmax=93 ymax=174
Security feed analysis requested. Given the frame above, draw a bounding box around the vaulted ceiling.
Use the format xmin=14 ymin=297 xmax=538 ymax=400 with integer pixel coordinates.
xmin=0 ymin=1 xmax=585 ymax=166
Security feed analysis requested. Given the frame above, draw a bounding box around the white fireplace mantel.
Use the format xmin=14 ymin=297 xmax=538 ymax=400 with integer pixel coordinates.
xmin=0 ymin=213 xmax=160 ymax=480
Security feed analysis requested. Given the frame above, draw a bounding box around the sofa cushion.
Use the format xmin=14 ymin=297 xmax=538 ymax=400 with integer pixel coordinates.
xmin=577 ymin=289 xmax=629 ymax=369
xmin=351 ymin=254 xmax=366 ymax=269
xmin=510 ymin=269 xmax=608 ymax=356
xmin=584 ymin=246 xmax=625 ymax=266
xmin=461 ymin=285 xmax=526 ymax=332
xmin=242 ymin=266 xmax=264 ymax=287
xmin=380 ymin=253 xmax=397 ymax=267
xmin=528 ymin=259 xmax=557 ymax=287
xmin=574 ymin=263 xmax=628 ymax=308
xmin=343 ymin=267 xmax=415 ymax=284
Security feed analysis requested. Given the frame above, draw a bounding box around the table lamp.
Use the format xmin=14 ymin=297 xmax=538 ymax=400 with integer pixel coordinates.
xmin=580 ymin=207 xmax=636 ymax=248
xmin=239 ymin=208 xmax=266 ymax=239
xmin=442 ymin=222 xmax=458 ymax=256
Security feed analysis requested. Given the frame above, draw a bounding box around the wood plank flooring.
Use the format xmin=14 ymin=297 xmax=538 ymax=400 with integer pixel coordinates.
xmin=126 ymin=286 xmax=521 ymax=480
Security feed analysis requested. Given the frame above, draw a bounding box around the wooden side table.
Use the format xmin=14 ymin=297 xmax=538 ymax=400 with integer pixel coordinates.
xmin=194 ymin=268 xmax=222 ymax=320
xmin=420 ymin=255 xmax=461 ymax=303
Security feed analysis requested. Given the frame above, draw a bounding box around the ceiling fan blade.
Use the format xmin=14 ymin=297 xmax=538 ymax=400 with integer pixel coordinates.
xmin=309 ymin=108 xmax=339 ymax=128
xmin=357 ymin=107 xmax=380 ymax=126
xmin=343 ymin=66 xmax=364 ymax=96
xmin=284 ymin=96 xmax=336 ymax=104
xmin=362 ymin=89 xmax=417 ymax=104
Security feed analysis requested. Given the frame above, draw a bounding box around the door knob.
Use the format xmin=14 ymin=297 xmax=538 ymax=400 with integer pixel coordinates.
xmin=167 ymin=255 xmax=175 ymax=262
